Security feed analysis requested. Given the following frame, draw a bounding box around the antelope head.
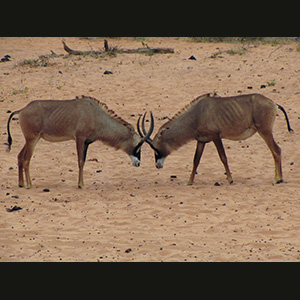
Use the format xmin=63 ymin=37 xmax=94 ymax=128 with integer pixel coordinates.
xmin=137 ymin=112 xmax=169 ymax=169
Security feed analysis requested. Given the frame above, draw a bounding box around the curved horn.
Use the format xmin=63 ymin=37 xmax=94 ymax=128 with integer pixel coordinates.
xmin=137 ymin=111 xmax=154 ymax=142
xmin=141 ymin=112 xmax=148 ymax=136
xmin=138 ymin=112 xmax=161 ymax=154
xmin=137 ymin=114 xmax=145 ymax=139
xmin=141 ymin=111 xmax=154 ymax=142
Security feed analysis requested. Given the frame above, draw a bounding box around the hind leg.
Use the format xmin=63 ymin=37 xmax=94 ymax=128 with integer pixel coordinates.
xmin=18 ymin=137 xmax=39 ymax=188
xmin=258 ymin=130 xmax=282 ymax=183
xmin=18 ymin=145 xmax=26 ymax=187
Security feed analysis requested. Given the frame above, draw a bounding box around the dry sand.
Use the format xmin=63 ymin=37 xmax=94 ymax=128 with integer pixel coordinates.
xmin=0 ymin=37 xmax=300 ymax=261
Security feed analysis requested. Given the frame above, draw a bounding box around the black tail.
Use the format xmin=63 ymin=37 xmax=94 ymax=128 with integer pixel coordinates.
xmin=6 ymin=110 xmax=20 ymax=152
xmin=277 ymin=104 xmax=294 ymax=133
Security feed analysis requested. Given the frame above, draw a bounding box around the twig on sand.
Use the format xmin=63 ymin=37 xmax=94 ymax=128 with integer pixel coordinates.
xmin=62 ymin=40 xmax=174 ymax=56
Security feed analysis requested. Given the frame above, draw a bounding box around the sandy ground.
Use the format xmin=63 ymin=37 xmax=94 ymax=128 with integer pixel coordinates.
xmin=0 ymin=37 xmax=300 ymax=262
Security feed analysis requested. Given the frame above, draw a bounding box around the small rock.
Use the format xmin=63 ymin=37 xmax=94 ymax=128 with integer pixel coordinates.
xmin=6 ymin=206 xmax=22 ymax=212
xmin=125 ymin=248 xmax=132 ymax=253
xmin=214 ymin=182 xmax=221 ymax=186
xmin=247 ymin=86 xmax=253 ymax=89
xmin=189 ymin=55 xmax=197 ymax=60
xmin=260 ymin=84 xmax=266 ymax=89
xmin=104 ymin=70 xmax=113 ymax=75
xmin=170 ymin=175 xmax=177 ymax=179
xmin=43 ymin=188 xmax=50 ymax=192
xmin=0 ymin=56 xmax=10 ymax=62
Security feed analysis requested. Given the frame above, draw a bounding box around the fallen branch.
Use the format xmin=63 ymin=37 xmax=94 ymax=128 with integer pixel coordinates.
xmin=62 ymin=40 xmax=101 ymax=56
xmin=62 ymin=40 xmax=174 ymax=56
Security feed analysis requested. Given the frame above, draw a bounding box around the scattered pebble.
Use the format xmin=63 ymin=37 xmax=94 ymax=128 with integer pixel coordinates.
xmin=0 ymin=55 xmax=11 ymax=62
xmin=6 ymin=206 xmax=22 ymax=212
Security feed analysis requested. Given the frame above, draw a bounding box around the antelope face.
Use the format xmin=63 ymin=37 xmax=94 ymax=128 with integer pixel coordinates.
xmin=154 ymin=149 xmax=166 ymax=169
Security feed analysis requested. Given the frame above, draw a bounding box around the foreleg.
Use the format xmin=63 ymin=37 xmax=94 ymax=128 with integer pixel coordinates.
xmin=213 ymin=138 xmax=233 ymax=184
xmin=187 ymin=141 xmax=206 ymax=185
xmin=76 ymin=138 xmax=93 ymax=189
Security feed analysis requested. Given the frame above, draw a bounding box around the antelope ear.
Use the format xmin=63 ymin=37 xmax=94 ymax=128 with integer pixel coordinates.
xmin=158 ymin=127 xmax=169 ymax=137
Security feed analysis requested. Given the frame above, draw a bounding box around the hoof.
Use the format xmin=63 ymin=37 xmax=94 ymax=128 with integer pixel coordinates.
xmin=226 ymin=178 xmax=233 ymax=185
xmin=185 ymin=181 xmax=193 ymax=186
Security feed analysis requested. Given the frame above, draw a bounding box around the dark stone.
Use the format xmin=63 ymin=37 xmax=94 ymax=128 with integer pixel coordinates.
xmin=6 ymin=206 xmax=22 ymax=212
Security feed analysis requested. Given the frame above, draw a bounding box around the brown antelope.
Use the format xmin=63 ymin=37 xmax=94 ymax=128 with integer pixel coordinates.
xmin=138 ymin=93 xmax=293 ymax=185
xmin=6 ymin=95 xmax=154 ymax=189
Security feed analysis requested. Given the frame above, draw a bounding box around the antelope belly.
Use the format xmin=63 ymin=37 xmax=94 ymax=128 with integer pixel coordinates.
xmin=221 ymin=127 xmax=257 ymax=141
xmin=41 ymin=133 xmax=74 ymax=142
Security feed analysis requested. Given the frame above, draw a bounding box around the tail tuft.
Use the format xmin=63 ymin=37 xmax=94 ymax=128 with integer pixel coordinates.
xmin=6 ymin=135 xmax=12 ymax=152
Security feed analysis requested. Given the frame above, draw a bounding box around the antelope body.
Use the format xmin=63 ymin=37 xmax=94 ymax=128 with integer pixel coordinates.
xmin=7 ymin=96 xmax=151 ymax=189
xmin=139 ymin=93 xmax=293 ymax=185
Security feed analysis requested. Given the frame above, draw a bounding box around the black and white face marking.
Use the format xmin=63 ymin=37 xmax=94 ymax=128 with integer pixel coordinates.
xmin=154 ymin=149 xmax=166 ymax=169
xmin=130 ymin=146 xmax=141 ymax=167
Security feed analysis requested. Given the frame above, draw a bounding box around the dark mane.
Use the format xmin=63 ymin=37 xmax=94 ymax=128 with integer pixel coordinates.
xmin=161 ymin=93 xmax=211 ymax=128
xmin=78 ymin=95 xmax=134 ymax=129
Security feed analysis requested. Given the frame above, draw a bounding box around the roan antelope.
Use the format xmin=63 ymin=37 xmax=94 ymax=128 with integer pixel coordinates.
xmin=138 ymin=93 xmax=293 ymax=185
xmin=6 ymin=95 xmax=153 ymax=189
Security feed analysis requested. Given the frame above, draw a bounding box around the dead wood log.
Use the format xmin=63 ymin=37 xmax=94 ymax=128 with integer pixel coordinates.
xmin=62 ymin=40 xmax=174 ymax=55
xmin=62 ymin=40 xmax=102 ymax=56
